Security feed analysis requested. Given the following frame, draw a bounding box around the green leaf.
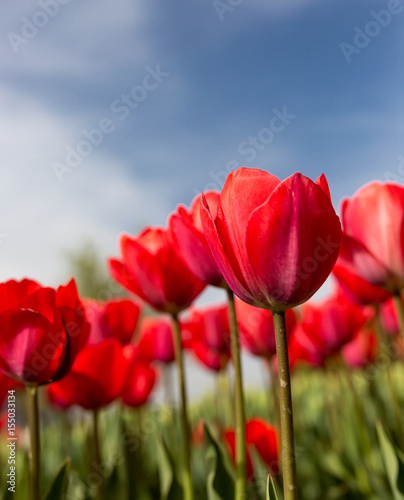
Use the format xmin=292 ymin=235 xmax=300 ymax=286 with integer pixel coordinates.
xmin=2 ymin=484 xmax=15 ymax=500
xmin=156 ymin=435 xmax=183 ymax=500
xmin=377 ymin=421 xmax=404 ymax=500
xmin=266 ymin=474 xmax=280 ymax=500
xmin=204 ymin=422 xmax=235 ymax=500
xmin=41 ymin=457 xmax=71 ymax=500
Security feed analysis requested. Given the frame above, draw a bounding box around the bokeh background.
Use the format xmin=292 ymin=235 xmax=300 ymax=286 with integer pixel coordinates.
xmin=1 ymin=0 xmax=403 ymax=397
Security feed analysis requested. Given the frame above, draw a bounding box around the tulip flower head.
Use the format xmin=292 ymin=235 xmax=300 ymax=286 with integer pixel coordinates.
xmin=109 ymin=227 xmax=206 ymax=314
xmin=0 ymin=278 xmax=89 ymax=385
xmin=336 ymin=181 xmax=404 ymax=296
xmin=201 ymin=168 xmax=341 ymax=311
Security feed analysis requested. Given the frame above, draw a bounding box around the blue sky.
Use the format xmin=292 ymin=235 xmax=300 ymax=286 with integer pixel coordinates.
xmin=1 ymin=0 xmax=403 ymax=395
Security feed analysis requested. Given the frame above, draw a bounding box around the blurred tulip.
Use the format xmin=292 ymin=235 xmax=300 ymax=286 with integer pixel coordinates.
xmin=224 ymin=418 xmax=279 ymax=479
xmin=201 ymin=168 xmax=341 ymax=311
xmin=337 ymin=182 xmax=404 ymax=294
xmin=84 ymin=298 xmax=141 ymax=345
xmin=342 ymin=328 xmax=378 ymax=368
xmin=333 ymin=263 xmax=391 ymax=305
xmin=48 ymin=339 xmax=130 ymax=410
xmin=236 ymin=299 xmax=296 ymax=359
xmin=297 ymin=290 xmax=369 ymax=361
xmin=0 ymin=278 xmax=89 ymax=385
xmin=109 ymin=227 xmax=206 ymax=314
xmin=380 ymin=295 xmax=403 ymax=336
xmin=134 ymin=316 xmax=176 ymax=364
xmin=182 ymin=304 xmax=231 ymax=356
xmin=122 ymin=346 xmax=157 ymax=407
xmin=169 ymin=191 xmax=228 ymax=288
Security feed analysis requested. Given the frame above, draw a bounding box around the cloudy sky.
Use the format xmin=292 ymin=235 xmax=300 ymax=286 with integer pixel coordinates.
xmin=1 ymin=0 xmax=403 ymax=396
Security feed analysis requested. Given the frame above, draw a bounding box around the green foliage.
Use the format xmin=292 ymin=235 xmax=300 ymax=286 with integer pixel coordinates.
xmin=41 ymin=458 xmax=70 ymax=500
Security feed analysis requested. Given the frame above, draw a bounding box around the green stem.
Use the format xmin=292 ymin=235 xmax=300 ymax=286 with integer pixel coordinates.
xmin=393 ymin=293 xmax=404 ymax=341
xmin=272 ymin=310 xmax=298 ymax=500
xmin=171 ymin=313 xmax=194 ymax=500
xmin=27 ymin=384 xmax=40 ymax=500
xmin=226 ymin=289 xmax=247 ymax=500
xmin=93 ymin=410 xmax=103 ymax=500
xmin=269 ymin=357 xmax=280 ymax=430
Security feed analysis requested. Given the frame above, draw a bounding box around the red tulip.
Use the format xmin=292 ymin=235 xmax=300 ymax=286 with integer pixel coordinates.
xmin=122 ymin=346 xmax=157 ymax=407
xmin=380 ymin=295 xmax=404 ymax=337
xmin=296 ymin=290 xmax=368 ymax=361
xmin=342 ymin=328 xmax=378 ymax=368
xmin=84 ymin=298 xmax=141 ymax=345
xmin=134 ymin=316 xmax=176 ymax=364
xmin=284 ymin=326 xmax=325 ymax=371
xmin=169 ymin=191 xmax=227 ymax=288
xmin=48 ymin=339 xmax=130 ymax=410
xmin=333 ymin=263 xmax=391 ymax=305
xmin=188 ymin=341 xmax=230 ymax=371
xmin=224 ymin=418 xmax=279 ymax=479
xmin=182 ymin=304 xmax=231 ymax=355
xmin=337 ymin=182 xmax=404 ymax=295
xmin=236 ymin=299 xmax=296 ymax=359
xmin=0 ymin=278 xmax=89 ymax=385
xmin=201 ymin=168 xmax=341 ymax=311
xmin=108 ymin=227 xmax=206 ymax=314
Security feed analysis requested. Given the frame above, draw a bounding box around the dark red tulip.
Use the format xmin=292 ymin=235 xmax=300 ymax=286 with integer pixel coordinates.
xmin=108 ymin=227 xmax=206 ymax=314
xmin=122 ymin=346 xmax=157 ymax=407
xmin=169 ymin=192 xmax=227 ymax=288
xmin=48 ymin=339 xmax=130 ymax=410
xmin=236 ymin=299 xmax=296 ymax=359
xmin=296 ymin=290 xmax=368 ymax=361
xmin=337 ymin=182 xmax=404 ymax=295
xmin=201 ymin=168 xmax=341 ymax=311
xmin=0 ymin=278 xmax=89 ymax=385
xmin=133 ymin=316 xmax=176 ymax=364
xmin=224 ymin=417 xmax=279 ymax=479
xmin=342 ymin=328 xmax=378 ymax=368
xmin=84 ymin=298 xmax=141 ymax=345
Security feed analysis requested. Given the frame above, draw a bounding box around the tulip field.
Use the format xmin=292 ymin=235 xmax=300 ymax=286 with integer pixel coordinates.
xmin=1 ymin=169 xmax=404 ymax=500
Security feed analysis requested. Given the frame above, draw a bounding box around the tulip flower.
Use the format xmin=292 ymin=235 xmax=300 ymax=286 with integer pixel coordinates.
xmin=181 ymin=304 xmax=231 ymax=357
xmin=109 ymin=227 xmax=207 ymax=500
xmin=169 ymin=191 xmax=227 ymax=288
xmin=0 ymin=278 xmax=89 ymax=500
xmin=336 ymin=182 xmax=404 ymax=339
xmin=297 ymin=290 xmax=369 ymax=361
xmin=342 ymin=328 xmax=378 ymax=369
xmin=48 ymin=339 xmax=130 ymax=410
xmin=225 ymin=418 xmax=279 ymax=480
xmin=202 ymin=168 xmax=341 ymax=499
xmin=121 ymin=346 xmax=157 ymax=408
xmin=109 ymin=227 xmax=206 ymax=315
xmin=0 ymin=278 xmax=89 ymax=385
xmin=84 ymin=297 xmax=141 ymax=346
xmin=236 ymin=299 xmax=296 ymax=359
xmin=134 ymin=316 xmax=176 ymax=364
xmin=380 ymin=295 xmax=404 ymax=338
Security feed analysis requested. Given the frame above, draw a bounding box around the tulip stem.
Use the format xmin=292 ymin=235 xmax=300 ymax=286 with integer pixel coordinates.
xmin=93 ymin=410 xmax=103 ymax=500
xmin=393 ymin=293 xmax=404 ymax=341
xmin=226 ymin=289 xmax=247 ymax=500
xmin=269 ymin=357 xmax=280 ymax=430
xmin=272 ymin=310 xmax=298 ymax=500
xmin=27 ymin=384 xmax=41 ymax=500
xmin=171 ymin=313 xmax=194 ymax=500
